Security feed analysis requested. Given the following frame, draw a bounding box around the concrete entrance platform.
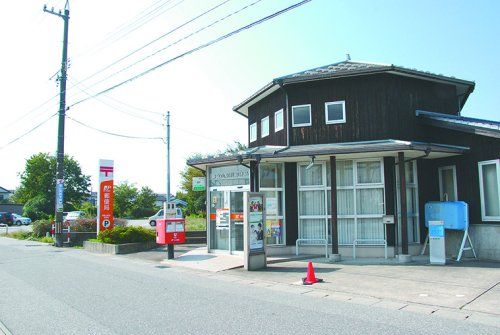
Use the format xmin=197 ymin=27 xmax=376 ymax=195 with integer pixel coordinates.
xmin=161 ymin=247 xmax=244 ymax=272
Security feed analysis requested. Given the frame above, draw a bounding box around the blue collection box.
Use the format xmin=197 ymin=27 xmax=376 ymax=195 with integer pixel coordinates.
xmin=425 ymin=201 xmax=468 ymax=231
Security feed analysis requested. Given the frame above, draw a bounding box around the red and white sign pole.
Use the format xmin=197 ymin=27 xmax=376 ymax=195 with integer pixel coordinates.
xmin=97 ymin=159 xmax=114 ymax=234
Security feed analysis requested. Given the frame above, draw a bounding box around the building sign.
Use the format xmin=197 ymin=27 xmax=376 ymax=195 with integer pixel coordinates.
xmin=98 ymin=159 xmax=114 ymax=232
xmin=209 ymin=165 xmax=249 ymax=187
xmin=248 ymin=194 xmax=264 ymax=252
xmin=192 ymin=177 xmax=206 ymax=191
xmin=56 ymin=179 xmax=64 ymax=212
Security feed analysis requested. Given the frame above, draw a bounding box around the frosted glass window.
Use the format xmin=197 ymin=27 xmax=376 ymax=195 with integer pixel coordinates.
xmin=479 ymin=161 xmax=500 ymax=220
xmin=357 ymin=161 xmax=382 ymax=184
xmin=275 ymin=109 xmax=284 ymax=132
xmin=249 ymin=123 xmax=257 ymax=142
xmin=261 ymin=116 xmax=269 ymax=138
xmin=299 ymin=164 xmax=323 ymax=186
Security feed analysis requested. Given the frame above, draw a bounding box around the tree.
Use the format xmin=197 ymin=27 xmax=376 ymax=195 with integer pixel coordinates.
xmin=113 ymin=182 xmax=138 ymax=218
xmin=178 ymin=166 xmax=205 ymax=216
xmin=131 ymin=186 xmax=157 ymax=218
xmin=13 ymin=153 xmax=90 ymax=220
xmin=178 ymin=141 xmax=247 ymax=216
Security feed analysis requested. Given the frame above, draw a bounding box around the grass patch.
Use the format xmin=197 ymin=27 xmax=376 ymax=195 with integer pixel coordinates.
xmin=1 ymin=231 xmax=54 ymax=244
xmin=186 ymin=216 xmax=206 ymax=231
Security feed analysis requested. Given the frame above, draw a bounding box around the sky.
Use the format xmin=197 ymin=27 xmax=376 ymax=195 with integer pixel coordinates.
xmin=0 ymin=0 xmax=499 ymax=195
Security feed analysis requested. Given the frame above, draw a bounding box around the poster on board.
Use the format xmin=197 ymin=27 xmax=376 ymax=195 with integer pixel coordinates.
xmin=248 ymin=195 xmax=264 ymax=252
xmin=216 ymin=208 xmax=229 ymax=230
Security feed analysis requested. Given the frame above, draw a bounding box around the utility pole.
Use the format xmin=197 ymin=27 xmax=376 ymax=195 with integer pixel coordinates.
xmin=44 ymin=1 xmax=70 ymax=247
xmin=165 ymin=112 xmax=174 ymax=259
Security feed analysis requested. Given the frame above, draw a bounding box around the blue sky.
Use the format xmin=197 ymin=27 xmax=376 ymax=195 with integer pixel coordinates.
xmin=0 ymin=0 xmax=498 ymax=193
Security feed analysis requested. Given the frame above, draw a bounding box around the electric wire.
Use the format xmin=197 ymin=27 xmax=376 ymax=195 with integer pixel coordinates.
xmin=67 ymin=116 xmax=164 ymax=140
xmin=68 ymin=77 xmax=162 ymax=125
xmin=0 ymin=112 xmax=58 ymax=150
xmin=71 ymin=0 xmax=179 ymax=62
xmin=82 ymin=0 xmax=263 ymax=90
xmin=77 ymin=0 xmax=232 ymax=85
xmin=69 ymin=0 xmax=312 ymax=108
xmin=4 ymin=93 xmax=60 ymax=128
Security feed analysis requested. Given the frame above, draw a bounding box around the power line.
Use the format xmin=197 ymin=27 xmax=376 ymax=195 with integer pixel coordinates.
xmin=67 ymin=116 xmax=164 ymax=140
xmin=83 ymin=0 xmax=263 ymax=90
xmin=0 ymin=112 xmax=58 ymax=151
xmin=171 ymin=125 xmax=228 ymax=144
xmin=67 ymin=77 xmax=162 ymax=125
xmin=4 ymin=93 xmax=60 ymax=128
xmin=70 ymin=0 xmax=180 ymax=63
xmin=77 ymin=0 xmax=232 ymax=86
xmin=69 ymin=0 xmax=312 ymax=108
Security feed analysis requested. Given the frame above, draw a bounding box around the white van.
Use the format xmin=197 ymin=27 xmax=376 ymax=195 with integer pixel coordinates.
xmin=149 ymin=207 xmax=183 ymax=226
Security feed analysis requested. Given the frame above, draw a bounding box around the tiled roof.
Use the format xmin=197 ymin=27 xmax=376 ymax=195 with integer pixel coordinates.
xmin=234 ymin=60 xmax=475 ymax=117
xmin=276 ymin=61 xmax=390 ymax=80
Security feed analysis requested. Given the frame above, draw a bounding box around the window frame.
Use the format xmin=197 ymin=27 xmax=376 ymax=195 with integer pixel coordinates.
xmin=478 ymin=159 xmax=500 ymax=221
xmin=261 ymin=116 xmax=270 ymax=138
xmin=258 ymin=162 xmax=286 ymax=245
xmin=438 ymin=165 xmax=458 ymax=201
xmin=291 ymin=104 xmax=312 ymax=127
xmin=324 ymin=100 xmax=346 ymax=125
xmin=249 ymin=122 xmax=257 ymax=142
xmin=274 ymin=109 xmax=284 ymax=132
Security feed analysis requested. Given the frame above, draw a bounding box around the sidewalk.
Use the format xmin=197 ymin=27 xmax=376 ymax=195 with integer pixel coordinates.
xmin=138 ymin=246 xmax=499 ymax=326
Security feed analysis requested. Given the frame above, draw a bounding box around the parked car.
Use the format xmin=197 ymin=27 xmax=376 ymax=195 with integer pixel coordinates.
xmin=0 ymin=212 xmax=14 ymax=226
xmin=149 ymin=207 xmax=183 ymax=226
xmin=12 ymin=213 xmax=31 ymax=226
xmin=65 ymin=211 xmax=84 ymax=222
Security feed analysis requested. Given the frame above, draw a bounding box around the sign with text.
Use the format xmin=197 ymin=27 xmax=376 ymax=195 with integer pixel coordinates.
xmin=56 ymin=179 xmax=64 ymax=212
xmin=192 ymin=177 xmax=206 ymax=192
xmin=98 ymin=159 xmax=114 ymax=233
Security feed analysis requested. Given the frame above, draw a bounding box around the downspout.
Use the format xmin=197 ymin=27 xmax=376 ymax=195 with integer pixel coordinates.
xmin=276 ymin=80 xmax=291 ymax=152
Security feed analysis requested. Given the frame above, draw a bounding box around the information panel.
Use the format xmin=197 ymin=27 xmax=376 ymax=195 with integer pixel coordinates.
xmin=244 ymin=192 xmax=267 ymax=270
xmin=97 ymin=159 xmax=114 ymax=233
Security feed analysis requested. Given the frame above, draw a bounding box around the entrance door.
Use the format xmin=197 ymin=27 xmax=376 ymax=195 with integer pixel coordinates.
xmin=208 ymin=189 xmax=245 ymax=254
xmin=229 ymin=191 xmax=244 ymax=253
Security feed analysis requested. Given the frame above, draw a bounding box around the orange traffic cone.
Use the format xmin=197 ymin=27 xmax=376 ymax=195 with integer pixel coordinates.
xmin=302 ymin=261 xmax=323 ymax=285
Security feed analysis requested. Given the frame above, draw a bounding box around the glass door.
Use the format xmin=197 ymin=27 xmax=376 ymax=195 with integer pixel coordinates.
xmin=230 ymin=191 xmax=244 ymax=253
xmin=209 ymin=190 xmax=229 ymax=251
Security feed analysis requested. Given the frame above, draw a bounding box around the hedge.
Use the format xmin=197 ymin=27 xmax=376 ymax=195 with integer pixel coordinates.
xmin=97 ymin=226 xmax=155 ymax=244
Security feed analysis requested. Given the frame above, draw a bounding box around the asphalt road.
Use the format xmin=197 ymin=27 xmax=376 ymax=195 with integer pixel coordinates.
xmin=0 ymin=237 xmax=498 ymax=335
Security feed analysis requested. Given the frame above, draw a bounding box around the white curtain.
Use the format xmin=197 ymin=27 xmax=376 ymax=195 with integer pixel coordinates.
xmin=300 ymin=164 xmax=323 ymax=186
xmin=357 ymin=161 xmax=382 ymax=184
xmin=299 ymin=219 xmax=326 ymax=242
xmin=357 ymin=218 xmax=384 ymax=243
xmin=356 ymin=189 xmax=383 ymax=215
xmin=338 ymin=218 xmax=355 ymax=244
xmin=299 ymin=190 xmax=325 ymax=215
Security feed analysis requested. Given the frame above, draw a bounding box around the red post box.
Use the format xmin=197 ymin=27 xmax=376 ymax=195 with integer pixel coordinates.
xmin=156 ymin=218 xmax=186 ymax=245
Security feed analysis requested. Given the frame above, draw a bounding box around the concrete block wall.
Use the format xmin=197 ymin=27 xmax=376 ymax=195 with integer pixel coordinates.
xmin=444 ymin=224 xmax=500 ymax=261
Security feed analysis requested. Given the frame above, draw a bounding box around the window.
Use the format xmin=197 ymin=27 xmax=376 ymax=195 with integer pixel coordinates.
xmin=325 ymin=101 xmax=346 ymax=124
xmin=297 ymin=159 xmax=385 ymax=246
xmin=261 ymin=116 xmax=269 ymax=138
xmin=249 ymin=122 xmax=257 ymax=142
xmin=259 ymin=163 xmax=285 ymax=245
xmin=438 ymin=166 xmax=457 ymax=201
xmin=396 ymin=161 xmax=420 ymax=244
xmin=478 ymin=160 xmax=500 ymax=221
xmin=292 ymin=104 xmax=311 ymax=127
xmin=274 ymin=109 xmax=284 ymax=132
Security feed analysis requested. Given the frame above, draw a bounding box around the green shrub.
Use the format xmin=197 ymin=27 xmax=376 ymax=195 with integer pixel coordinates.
xmin=40 ymin=236 xmax=54 ymax=243
xmin=97 ymin=226 xmax=155 ymax=244
xmin=9 ymin=230 xmax=33 ymax=240
xmin=32 ymin=219 xmax=53 ymax=238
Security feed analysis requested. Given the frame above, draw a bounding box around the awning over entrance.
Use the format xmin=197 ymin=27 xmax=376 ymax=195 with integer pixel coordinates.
xmin=188 ymin=139 xmax=469 ymax=170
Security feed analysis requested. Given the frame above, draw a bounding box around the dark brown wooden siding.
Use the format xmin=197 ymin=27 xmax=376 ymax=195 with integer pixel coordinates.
xmin=247 ymin=89 xmax=286 ymax=148
xmin=418 ymin=129 xmax=500 ymax=230
xmin=284 ymin=74 xmax=458 ymax=145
